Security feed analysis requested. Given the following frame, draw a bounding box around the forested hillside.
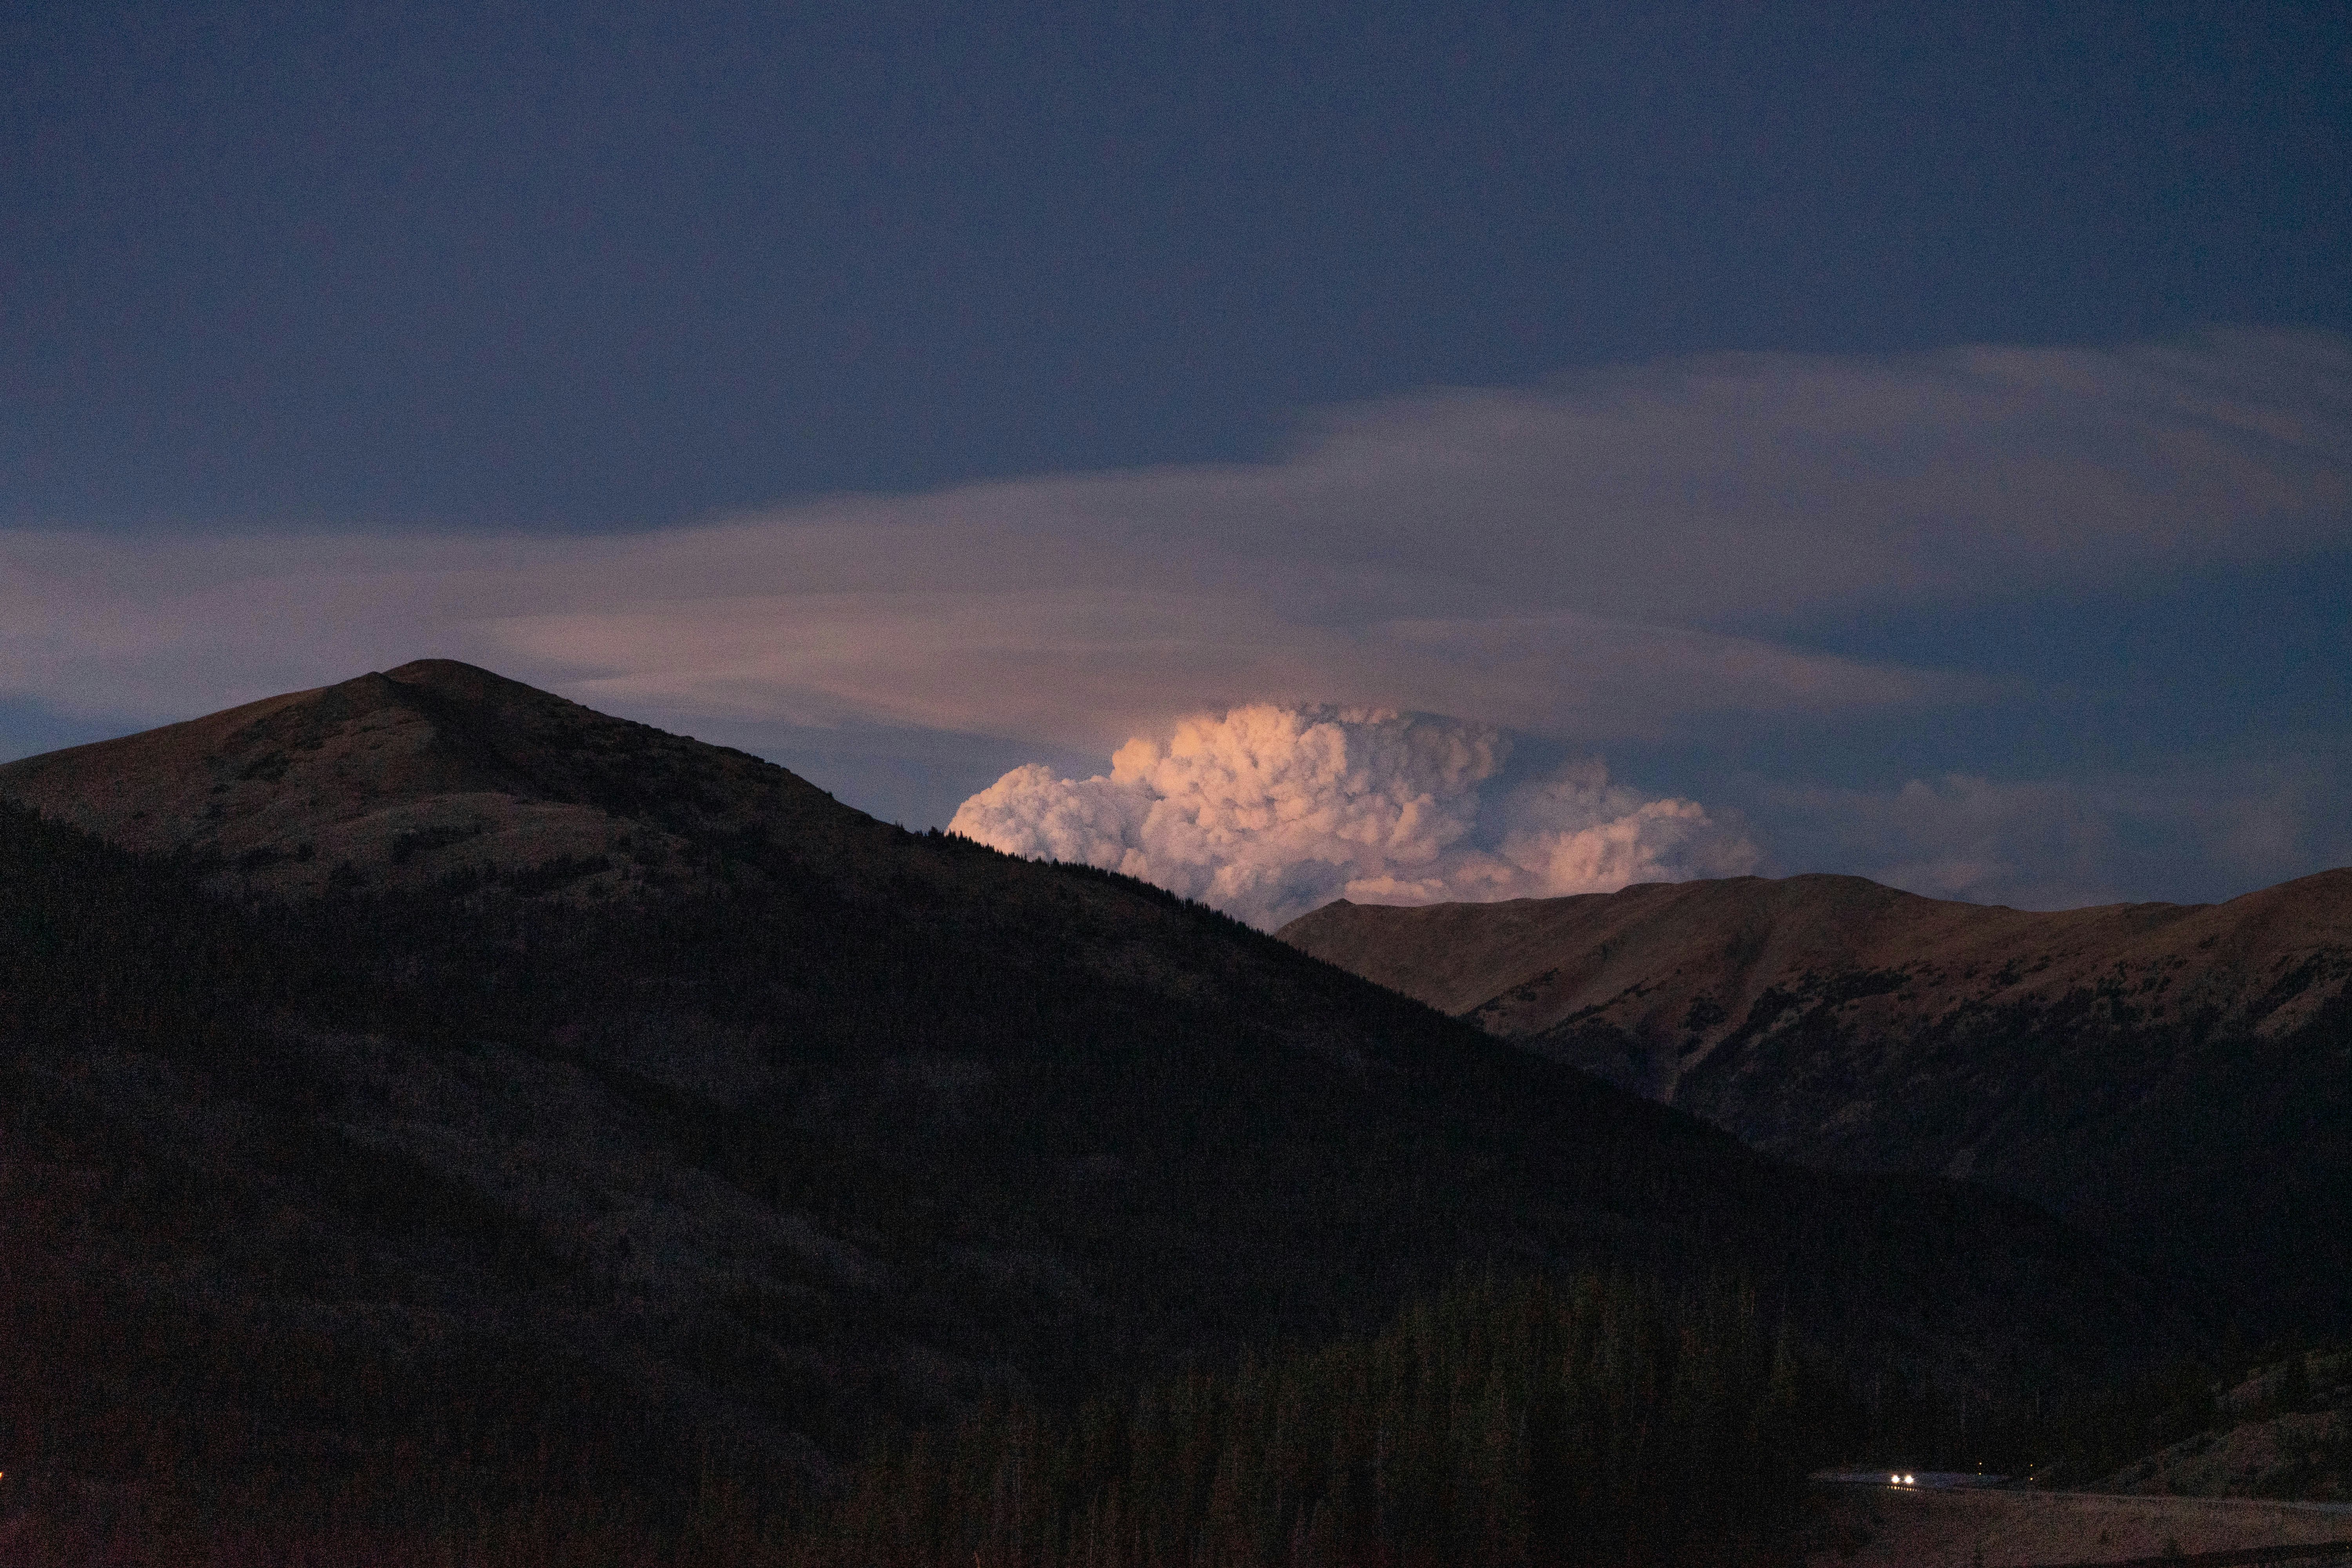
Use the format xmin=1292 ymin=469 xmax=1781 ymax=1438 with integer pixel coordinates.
xmin=0 ymin=665 xmax=2200 ymax=1559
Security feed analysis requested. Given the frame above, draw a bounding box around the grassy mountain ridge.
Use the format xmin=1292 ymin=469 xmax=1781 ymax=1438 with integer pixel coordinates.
xmin=0 ymin=664 xmax=2198 ymax=1545
xmin=0 ymin=659 xmax=891 ymax=902
xmin=1278 ymin=873 xmax=2352 ymax=1332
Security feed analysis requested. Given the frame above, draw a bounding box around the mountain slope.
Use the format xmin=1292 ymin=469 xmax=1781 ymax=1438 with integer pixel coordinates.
xmin=1279 ymin=873 xmax=2352 ymax=1331
xmin=0 ymin=658 xmax=885 ymax=898
xmin=0 ymin=665 xmax=2195 ymax=1530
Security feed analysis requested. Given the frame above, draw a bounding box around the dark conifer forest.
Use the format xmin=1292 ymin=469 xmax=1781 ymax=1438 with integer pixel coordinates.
xmin=797 ymin=1272 xmax=1827 ymax=1568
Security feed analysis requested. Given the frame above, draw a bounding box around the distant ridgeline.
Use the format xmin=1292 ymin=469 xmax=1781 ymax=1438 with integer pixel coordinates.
xmin=0 ymin=663 xmax=2214 ymax=1561
xmin=1282 ymin=871 xmax=2352 ymax=1337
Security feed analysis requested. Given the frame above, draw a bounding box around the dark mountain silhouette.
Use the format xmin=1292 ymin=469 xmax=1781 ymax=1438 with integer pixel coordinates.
xmin=0 ymin=663 xmax=2195 ymax=1544
xmin=1278 ymin=872 xmax=2352 ymax=1333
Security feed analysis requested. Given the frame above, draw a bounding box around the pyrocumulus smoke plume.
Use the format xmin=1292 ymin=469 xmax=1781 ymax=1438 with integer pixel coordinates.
xmin=948 ymin=706 xmax=1757 ymax=927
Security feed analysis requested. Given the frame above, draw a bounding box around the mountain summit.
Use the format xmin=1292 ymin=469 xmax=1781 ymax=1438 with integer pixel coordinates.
xmin=0 ymin=658 xmax=882 ymax=898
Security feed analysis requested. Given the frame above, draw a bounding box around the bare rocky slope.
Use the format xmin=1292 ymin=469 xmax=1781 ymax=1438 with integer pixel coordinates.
xmin=0 ymin=662 xmax=2198 ymax=1529
xmin=1278 ymin=873 xmax=2352 ymax=1331
xmin=2102 ymin=1346 xmax=2352 ymax=1501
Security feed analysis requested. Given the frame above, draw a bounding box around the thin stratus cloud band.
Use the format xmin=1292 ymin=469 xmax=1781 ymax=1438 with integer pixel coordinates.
xmin=0 ymin=519 xmax=1934 ymax=752
xmin=4 ymin=328 xmax=2343 ymax=762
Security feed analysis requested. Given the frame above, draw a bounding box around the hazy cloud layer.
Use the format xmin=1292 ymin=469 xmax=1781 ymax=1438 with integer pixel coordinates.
xmin=4 ymin=329 xmax=2343 ymax=759
xmin=0 ymin=527 xmax=1931 ymax=755
xmin=949 ymin=706 xmax=1758 ymax=928
xmin=1756 ymin=748 xmax=2352 ymax=911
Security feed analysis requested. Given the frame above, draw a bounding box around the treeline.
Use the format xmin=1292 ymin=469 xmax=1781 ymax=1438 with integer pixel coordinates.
xmin=0 ymin=1272 xmax=1831 ymax=1566
xmin=789 ymin=1272 xmax=1826 ymax=1568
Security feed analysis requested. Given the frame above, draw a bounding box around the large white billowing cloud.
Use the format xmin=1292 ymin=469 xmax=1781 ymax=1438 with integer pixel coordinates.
xmin=948 ymin=706 xmax=1758 ymax=928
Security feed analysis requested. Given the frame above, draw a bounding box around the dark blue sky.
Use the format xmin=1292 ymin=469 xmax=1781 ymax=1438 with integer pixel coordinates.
xmin=7 ymin=1 xmax=2347 ymax=528
xmin=5 ymin=1 xmax=2349 ymax=911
